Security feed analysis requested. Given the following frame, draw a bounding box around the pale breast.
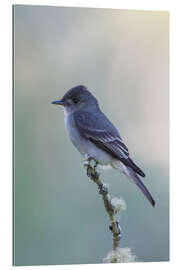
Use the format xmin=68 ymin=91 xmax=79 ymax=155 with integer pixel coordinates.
xmin=65 ymin=113 xmax=89 ymax=155
xmin=64 ymin=113 xmax=113 ymax=165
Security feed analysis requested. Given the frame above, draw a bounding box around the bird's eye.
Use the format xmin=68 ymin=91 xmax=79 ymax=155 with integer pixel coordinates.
xmin=73 ymin=97 xmax=79 ymax=104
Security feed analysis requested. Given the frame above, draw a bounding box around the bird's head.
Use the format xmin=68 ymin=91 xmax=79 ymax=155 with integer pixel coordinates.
xmin=52 ymin=85 xmax=99 ymax=114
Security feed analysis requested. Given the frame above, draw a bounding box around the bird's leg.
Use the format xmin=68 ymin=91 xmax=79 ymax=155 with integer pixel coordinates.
xmin=83 ymin=155 xmax=93 ymax=177
xmin=93 ymin=160 xmax=98 ymax=170
xmin=92 ymin=161 xmax=100 ymax=179
xmin=83 ymin=155 xmax=99 ymax=179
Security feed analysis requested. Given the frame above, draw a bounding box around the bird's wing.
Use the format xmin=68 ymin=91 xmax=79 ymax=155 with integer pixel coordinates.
xmin=74 ymin=111 xmax=129 ymax=159
xmin=74 ymin=111 xmax=145 ymax=177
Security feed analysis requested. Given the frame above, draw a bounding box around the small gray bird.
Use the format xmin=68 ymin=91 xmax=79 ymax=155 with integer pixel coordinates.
xmin=52 ymin=85 xmax=155 ymax=207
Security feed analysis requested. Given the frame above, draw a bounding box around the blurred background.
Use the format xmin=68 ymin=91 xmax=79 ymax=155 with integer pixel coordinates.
xmin=13 ymin=5 xmax=169 ymax=266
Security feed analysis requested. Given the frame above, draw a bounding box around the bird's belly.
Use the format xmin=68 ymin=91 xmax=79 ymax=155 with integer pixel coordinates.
xmin=65 ymin=115 xmax=112 ymax=165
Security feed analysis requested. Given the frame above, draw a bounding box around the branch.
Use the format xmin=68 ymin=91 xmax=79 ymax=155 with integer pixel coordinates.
xmin=83 ymin=158 xmax=136 ymax=263
xmin=85 ymin=159 xmax=121 ymax=251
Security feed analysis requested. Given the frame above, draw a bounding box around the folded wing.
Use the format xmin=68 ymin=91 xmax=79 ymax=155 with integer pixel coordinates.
xmin=74 ymin=111 xmax=145 ymax=177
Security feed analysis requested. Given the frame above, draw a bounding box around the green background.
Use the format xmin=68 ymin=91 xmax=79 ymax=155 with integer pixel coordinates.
xmin=14 ymin=5 xmax=169 ymax=266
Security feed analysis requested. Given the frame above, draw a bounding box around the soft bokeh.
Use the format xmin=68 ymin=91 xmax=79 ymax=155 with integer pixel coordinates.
xmin=14 ymin=5 xmax=169 ymax=266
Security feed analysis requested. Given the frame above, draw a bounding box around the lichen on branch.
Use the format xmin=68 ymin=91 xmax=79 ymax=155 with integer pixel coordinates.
xmin=83 ymin=158 xmax=136 ymax=263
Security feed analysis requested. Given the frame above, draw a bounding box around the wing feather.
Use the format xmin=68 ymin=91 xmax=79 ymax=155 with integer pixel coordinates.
xmin=74 ymin=111 xmax=145 ymax=177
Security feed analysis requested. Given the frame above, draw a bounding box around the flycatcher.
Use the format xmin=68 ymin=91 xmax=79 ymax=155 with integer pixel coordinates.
xmin=52 ymin=85 xmax=155 ymax=207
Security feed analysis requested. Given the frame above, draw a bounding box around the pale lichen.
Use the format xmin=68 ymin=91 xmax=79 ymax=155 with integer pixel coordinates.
xmin=111 ymin=197 xmax=127 ymax=213
xmin=103 ymin=247 xmax=136 ymax=263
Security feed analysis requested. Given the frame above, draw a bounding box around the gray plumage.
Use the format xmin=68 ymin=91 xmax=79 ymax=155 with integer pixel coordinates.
xmin=52 ymin=85 xmax=155 ymax=207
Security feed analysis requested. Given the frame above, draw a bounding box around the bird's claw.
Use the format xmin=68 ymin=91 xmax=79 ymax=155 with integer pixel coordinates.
xmin=86 ymin=166 xmax=92 ymax=178
xmin=83 ymin=156 xmax=99 ymax=178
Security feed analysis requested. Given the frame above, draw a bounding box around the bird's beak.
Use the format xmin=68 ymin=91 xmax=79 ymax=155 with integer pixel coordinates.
xmin=51 ymin=99 xmax=66 ymax=106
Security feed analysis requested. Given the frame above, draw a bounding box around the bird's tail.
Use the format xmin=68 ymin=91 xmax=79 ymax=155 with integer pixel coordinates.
xmin=112 ymin=160 xmax=155 ymax=207
xmin=131 ymin=172 xmax=155 ymax=207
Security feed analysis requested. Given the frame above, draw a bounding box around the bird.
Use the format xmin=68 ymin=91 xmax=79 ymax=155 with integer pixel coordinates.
xmin=52 ymin=85 xmax=155 ymax=207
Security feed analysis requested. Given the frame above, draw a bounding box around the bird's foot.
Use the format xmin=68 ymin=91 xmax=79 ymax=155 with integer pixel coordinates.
xmin=83 ymin=156 xmax=99 ymax=179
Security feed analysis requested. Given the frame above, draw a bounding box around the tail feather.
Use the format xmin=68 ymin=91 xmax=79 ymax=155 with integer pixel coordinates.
xmin=112 ymin=160 xmax=155 ymax=207
xmin=133 ymin=174 xmax=155 ymax=207
xmin=127 ymin=158 xmax=145 ymax=177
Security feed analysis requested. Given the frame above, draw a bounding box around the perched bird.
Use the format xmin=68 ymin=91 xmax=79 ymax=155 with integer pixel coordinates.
xmin=52 ymin=85 xmax=155 ymax=207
